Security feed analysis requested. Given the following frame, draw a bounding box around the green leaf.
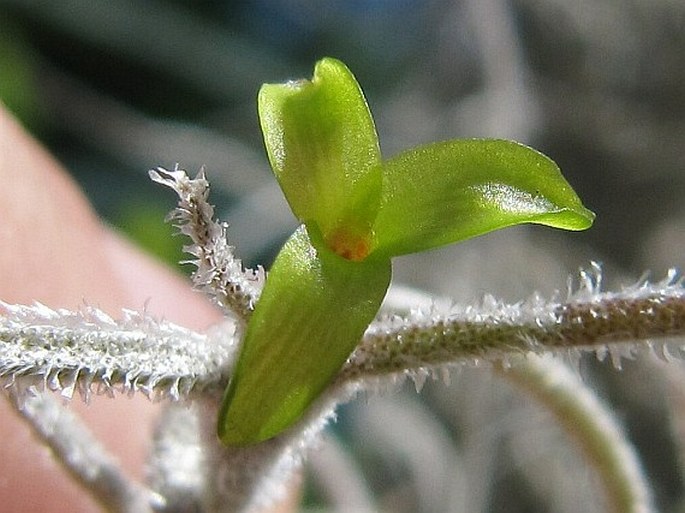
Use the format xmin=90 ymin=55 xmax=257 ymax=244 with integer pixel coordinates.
xmin=370 ymin=139 xmax=595 ymax=258
xmin=218 ymin=225 xmax=391 ymax=446
xmin=258 ymin=58 xmax=382 ymax=257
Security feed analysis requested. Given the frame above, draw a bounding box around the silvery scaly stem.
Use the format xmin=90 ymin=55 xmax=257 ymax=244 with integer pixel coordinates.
xmin=7 ymin=391 xmax=160 ymax=513
xmin=147 ymin=404 xmax=206 ymax=513
xmin=2 ymin=271 xmax=685 ymax=407
xmin=0 ymin=302 xmax=235 ymax=401
xmin=343 ymin=267 xmax=685 ymax=385
xmin=195 ymin=391 xmax=336 ymax=513
xmin=149 ymin=167 xmax=263 ymax=323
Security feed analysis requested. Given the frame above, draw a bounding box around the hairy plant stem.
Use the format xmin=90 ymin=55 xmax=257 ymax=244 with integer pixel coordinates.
xmin=149 ymin=167 xmax=263 ymax=323
xmin=344 ymin=275 xmax=685 ymax=383
xmin=2 ymin=275 xmax=685 ymax=403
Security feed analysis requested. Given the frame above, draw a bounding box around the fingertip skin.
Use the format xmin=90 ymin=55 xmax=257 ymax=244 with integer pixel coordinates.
xmin=218 ymin=225 xmax=391 ymax=446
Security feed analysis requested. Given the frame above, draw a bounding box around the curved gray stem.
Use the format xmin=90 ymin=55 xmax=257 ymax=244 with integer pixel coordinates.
xmin=500 ymin=356 xmax=656 ymax=513
xmin=8 ymin=392 xmax=159 ymax=513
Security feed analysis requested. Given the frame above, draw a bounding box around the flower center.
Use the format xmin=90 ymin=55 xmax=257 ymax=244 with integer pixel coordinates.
xmin=326 ymin=228 xmax=372 ymax=262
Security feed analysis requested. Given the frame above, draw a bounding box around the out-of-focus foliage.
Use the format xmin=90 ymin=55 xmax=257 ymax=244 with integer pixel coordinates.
xmin=1 ymin=0 xmax=684 ymax=512
xmin=0 ymin=22 xmax=42 ymax=131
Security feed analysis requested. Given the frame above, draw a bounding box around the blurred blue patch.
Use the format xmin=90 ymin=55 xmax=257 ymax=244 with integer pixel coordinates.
xmin=238 ymin=0 xmax=431 ymax=70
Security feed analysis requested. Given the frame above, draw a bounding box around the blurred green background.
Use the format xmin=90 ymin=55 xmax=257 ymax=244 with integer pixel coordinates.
xmin=2 ymin=1 xmax=685 ymax=512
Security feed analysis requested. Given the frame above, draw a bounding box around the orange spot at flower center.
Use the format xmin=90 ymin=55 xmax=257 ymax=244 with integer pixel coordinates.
xmin=327 ymin=229 xmax=372 ymax=262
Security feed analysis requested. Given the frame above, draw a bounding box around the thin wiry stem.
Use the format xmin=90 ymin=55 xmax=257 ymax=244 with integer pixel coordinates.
xmin=7 ymin=392 xmax=159 ymax=513
xmin=499 ymin=356 xmax=656 ymax=513
xmin=149 ymin=167 xmax=264 ymax=322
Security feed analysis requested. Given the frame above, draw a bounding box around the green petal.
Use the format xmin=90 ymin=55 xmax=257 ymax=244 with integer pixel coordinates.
xmin=258 ymin=57 xmax=382 ymax=254
xmin=218 ymin=225 xmax=391 ymax=446
xmin=371 ymin=139 xmax=595 ymax=257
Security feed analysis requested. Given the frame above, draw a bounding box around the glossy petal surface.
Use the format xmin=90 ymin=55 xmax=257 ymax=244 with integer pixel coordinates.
xmin=371 ymin=139 xmax=595 ymax=257
xmin=218 ymin=226 xmax=391 ymax=446
xmin=258 ymin=58 xmax=381 ymax=247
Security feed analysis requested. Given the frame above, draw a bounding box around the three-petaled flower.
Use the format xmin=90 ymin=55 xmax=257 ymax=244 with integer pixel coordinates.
xmin=218 ymin=57 xmax=594 ymax=446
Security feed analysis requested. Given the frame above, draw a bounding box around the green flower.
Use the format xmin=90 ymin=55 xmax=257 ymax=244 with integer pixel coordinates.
xmin=218 ymin=57 xmax=594 ymax=446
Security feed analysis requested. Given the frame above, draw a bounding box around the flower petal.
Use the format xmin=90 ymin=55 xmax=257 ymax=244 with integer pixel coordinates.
xmin=258 ymin=58 xmax=382 ymax=249
xmin=218 ymin=225 xmax=391 ymax=445
xmin=371 ymin=139 xmax=595 ymax=257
